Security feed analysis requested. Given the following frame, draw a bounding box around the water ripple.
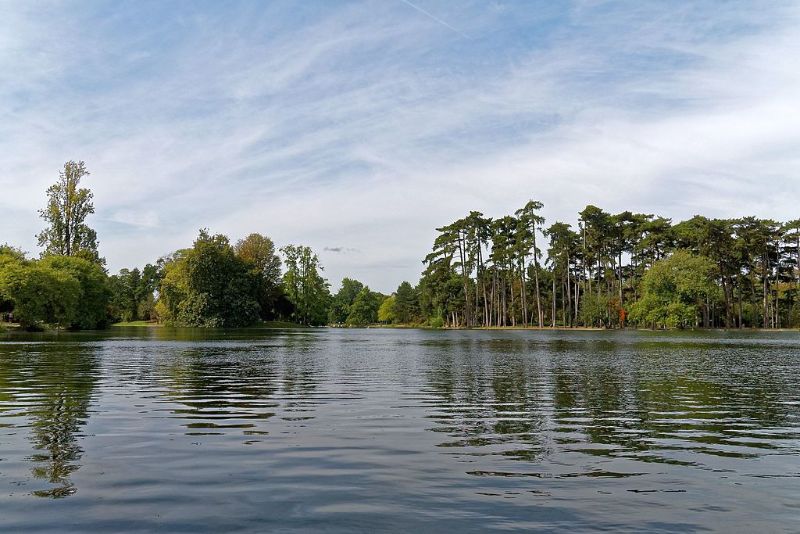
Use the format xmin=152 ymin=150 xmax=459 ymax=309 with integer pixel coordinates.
xmin=0 ymin=328 xmax=799 ymax=532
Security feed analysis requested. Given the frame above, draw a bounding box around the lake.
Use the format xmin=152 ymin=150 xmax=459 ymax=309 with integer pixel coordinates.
xmin=0 ymin=328 xmax=798 ymax=532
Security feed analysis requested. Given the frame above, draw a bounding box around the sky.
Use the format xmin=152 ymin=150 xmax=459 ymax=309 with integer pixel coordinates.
xmin=2 ymin=0 xmax=799 ymax=292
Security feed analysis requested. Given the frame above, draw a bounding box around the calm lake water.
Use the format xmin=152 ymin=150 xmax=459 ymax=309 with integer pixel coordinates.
xmin=0 ymin=328 xmax=798 ymax=532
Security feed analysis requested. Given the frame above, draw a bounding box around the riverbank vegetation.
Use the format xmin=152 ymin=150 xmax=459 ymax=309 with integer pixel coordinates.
xmin=2 ymin=161 xmax=800 ymax=331
xmin=417 ymin=204 xmax=800 ymax=329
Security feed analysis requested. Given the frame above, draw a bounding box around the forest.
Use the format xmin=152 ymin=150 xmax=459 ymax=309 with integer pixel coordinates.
xmin=2 ymin=161 xmax=800 ymax=331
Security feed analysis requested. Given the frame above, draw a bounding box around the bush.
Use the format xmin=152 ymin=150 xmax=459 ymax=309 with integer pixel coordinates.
xmin=40 ymin=255 xmax=110 ymax=329
xmin=427 ymin=315 xmax=444 ymax=328
xmin=0 ymin=262 xmax=80 ymax=329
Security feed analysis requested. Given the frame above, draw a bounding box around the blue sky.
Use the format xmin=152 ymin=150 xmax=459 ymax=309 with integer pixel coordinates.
xmin=2 ymin=0 xmax=799 ymax=292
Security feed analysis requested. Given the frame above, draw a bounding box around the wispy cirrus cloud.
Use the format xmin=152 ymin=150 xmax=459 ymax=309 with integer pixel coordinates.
xmin=1 ymin=1 xmax=798 ymax=291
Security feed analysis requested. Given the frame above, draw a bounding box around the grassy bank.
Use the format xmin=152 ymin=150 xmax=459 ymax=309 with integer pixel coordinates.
xmin=335 ymin=324 xmax=797 ymax=332
xmin=330 ymin=323 xmax=607 ymax=330
xmin=260 ymin=321 xmax=310 ymax=329
xmin=112 ymin=320 xmax=161 ymax=327
xmin=111 ymin=320 xmax=310 ymax=329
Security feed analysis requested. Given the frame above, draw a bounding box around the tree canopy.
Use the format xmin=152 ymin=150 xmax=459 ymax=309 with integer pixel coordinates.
xmin=0 ymin=252 xmax=108 ymax=330
xmin=281 ymin=245 xmax=330 ymax=326
xmin=37 ymin=161 xmax=101 ymax=263
xmin=417 ymin=203 xmax=800 ymax=329
xmin=235 ymin=233 xmax=287 ymax=320
xmin=5 ymin=161 xmax=800 ymax=331
xmin=629 ymin=251 xmax=718 ymax=329
xmin=329 ymin=278 xmax=364 ymax=324
xmin=156 ymin=230 xmax=261 ymax=327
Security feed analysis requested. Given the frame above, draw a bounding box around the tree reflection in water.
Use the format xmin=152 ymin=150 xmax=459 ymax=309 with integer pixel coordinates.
xmin=158 ymin=334 xmax=322 ymax=436
xmin=422 ymin=335 xmax=797 ymax=472
xmin=0 ymin=344 xmax=98 ymax=498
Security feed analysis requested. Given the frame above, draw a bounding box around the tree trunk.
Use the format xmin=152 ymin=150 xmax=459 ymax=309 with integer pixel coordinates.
xmin=575 ymin=272 xmax=581 ymax=325
xmin=520 ymin=256 xmax=528 ymax=327
xmin=532 ymin=232 xmax=543 ymax=328
xmin=552 ymin=276 xmax=556 ymax=327
xmin=763 ymin=257 xmax=769 ymax=329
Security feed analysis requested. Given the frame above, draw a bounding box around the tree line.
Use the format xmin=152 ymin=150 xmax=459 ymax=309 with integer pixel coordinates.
xmin=415 ymin=203 xmax=800 ymax=329
xmin=2 ymin=161 xmax=799 ymax=330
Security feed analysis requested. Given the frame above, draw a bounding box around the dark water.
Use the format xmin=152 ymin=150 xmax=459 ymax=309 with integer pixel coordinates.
xmin=0 ymin=328 xmax=798 ymax=532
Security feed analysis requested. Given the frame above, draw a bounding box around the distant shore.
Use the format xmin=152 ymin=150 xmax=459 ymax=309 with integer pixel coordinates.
xmin=328 ymin=324 xmax=800 ymax=332
xmin=111 ymin=320 xmax=310 ymax=329
xmin=3 ymin=321 xmax=796 ymax=334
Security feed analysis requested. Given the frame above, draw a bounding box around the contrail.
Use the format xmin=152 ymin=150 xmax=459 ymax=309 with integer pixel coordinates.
xmin=399 ymin=0 xmax=469 ymax=38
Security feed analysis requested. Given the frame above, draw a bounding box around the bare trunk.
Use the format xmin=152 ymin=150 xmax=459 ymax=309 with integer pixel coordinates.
xmin=509 ymin=266 xmax=516 ymax=327
xmin=574 ymin=272 xmax=581 ymax=324
xmin=763 ymin=258 xmax=769 ymax=329
xmin=532 ymin=232 xmax=543 ymax=328
xmin=520 ymin=257 xmax=528 ymax=327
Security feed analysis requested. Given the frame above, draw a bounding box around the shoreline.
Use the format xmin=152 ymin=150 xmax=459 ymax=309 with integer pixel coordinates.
xmin=5 ymin=321 xmax=797 ymax=334
xmin=336 ymin=324 xmax=800 ymax=332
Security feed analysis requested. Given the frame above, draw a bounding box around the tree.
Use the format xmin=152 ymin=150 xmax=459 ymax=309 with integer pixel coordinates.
xmin=0 ymin=246 xmax=25 ymax=319
xmin=235 ymin=234 xmax=281 ymax=281
xmin=109 ymin=268 xmax=140 ymax=323
xmin=673 ymin=216 xmax=737 ymax=327
xmin=490 ymin=215 xmax=517 ymax=326
xmin=346 ymin=287 xmax=382 ymax=325
xmin=329 ymin=278 xmax=364 ymax=324
xmin=40 ymin=255 xmax=110 ymax=329
xmin=579 ymin=291 xmax=614 ymax=328
xmin=156 ymin=230 xmax=260 ymax=327
xmin=0 ymin=249 xmax=109 ymax=330
xmin=516 ymin=200 xmax=545 ymax=327
xmin=545 ymin=222 xmax=579 ymax=326
xmin=0 ymin=244 xmax=25 ymax=264
xmin=419 ymin=252 xmax=464 ymax=327
xmin=138 ymin=263 xmax=161 ymax=320
xmin=0 ymin=262 xmax=80 ymax=329
xmin=378 ymin=295 xmax=397 ymax=323
xmin=37 ymin=161 xmax=100 ymax=262
xmin=281 ymin=245 xmax=330 ymax=325
xmin=393 ymin=281 xmax=418 ymax=324
xmin=235 ymin=233 xmax=284 ymax=319
xmin=629 ymin=251 xmax=718 ymax=329
xmin=108 ymin=264 xmax=161 ymax=323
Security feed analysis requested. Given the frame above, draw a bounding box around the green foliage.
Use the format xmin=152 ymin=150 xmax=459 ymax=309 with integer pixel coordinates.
xmin=108 ymin=265 xmax=161 ymax=323
xmin=0 ymin=244 xmax=26 ymax=263
xmin=579 ymin=292 xmax=613 ymax=328
xmin=39 ymin=255 xmax=110 ymax=329
xmin=427 ymin=315 xmax=445 ymax=328
xmin=37 ymin=161 xmax=101 ymax=263
xmin=329 ymin=278 xmax=364 ymax=324
xmin=156 ymin=230 xmax=261 ymax=327
xmin=378 ymin=295 xmax=396 ymax=323
xmin=393 ymin=281 xmax=419 ymax=324
xmin=0 ymin=251 xmax=109 ymax=330
xmin=0 ymin=261 xmax=80 ymax=329
xmin=346 ymin=287 xmax=383 ymax=325
xmin=418 ymin=202 xmax=800 ymax=330
xmin=0 ymin=246 xmax=26 ymax=317
xmin=10 ymin=171 xmax=800 ymax=331
xmin=280 ymin=244 xmax=330 ymax=326
xmin=629 ymin=251 xmax=718 ymax=329
xmin=235 ymin=233 xmax=287 ymax=320
xmin=418 ymin=256 xmax=464 ymax=327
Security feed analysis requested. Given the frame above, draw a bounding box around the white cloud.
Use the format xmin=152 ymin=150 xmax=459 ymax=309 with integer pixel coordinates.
xmin=1 ymin=1 xmax=799 ymax=291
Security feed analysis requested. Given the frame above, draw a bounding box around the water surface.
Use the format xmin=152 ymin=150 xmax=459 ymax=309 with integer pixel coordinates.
xmin=1 ymin=328 xmax=798 ymax=532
